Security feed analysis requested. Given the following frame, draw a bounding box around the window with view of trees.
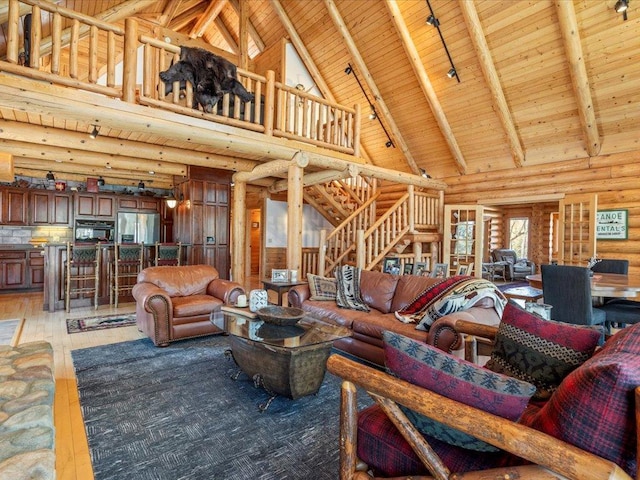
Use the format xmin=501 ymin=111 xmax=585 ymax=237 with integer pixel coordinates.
xmin=509 ymin=218 xmax=529 ymax=259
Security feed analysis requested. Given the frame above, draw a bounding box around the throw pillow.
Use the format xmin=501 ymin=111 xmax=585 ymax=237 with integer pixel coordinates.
xmin=334 ymin=265 xmax=369 ymax=312
xmin=383 ymin=331 xmax=536 ymax=452
xmin=306 ymin=273 xmax=337 ymax=301
xmin=485 ymin=301 xmax=601 ymax=401
xmin=520 ymin=322 xmax=640 ymax=477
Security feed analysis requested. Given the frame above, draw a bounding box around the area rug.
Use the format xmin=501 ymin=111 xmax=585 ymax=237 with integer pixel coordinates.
xmin=66 ymin=314 xmax=136 ymax=334
xmin=0 ymin=318 xmax=23 ymax=345
xmin=497 ymin=281 xmax=529 ymax=292
xmin=72 ymin=336 xmax=373 ymax=480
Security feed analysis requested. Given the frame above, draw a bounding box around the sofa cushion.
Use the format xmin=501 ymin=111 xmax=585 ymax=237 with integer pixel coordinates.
xmin=138 ymin=265 xmax=219 ymax=297
xmin=383 ymin=331 xmax=536 ymax=452
xmin=306 ymin=274 xmax=337 ymax=301
xmin=485 ymin=301 xmax=601 ymax=401
xmin=360 ymin=270 xmax=399 ymax=313
xmin=357 ymin=405 xmax=521 ymax=477
xmin=172 ymin=295 xmax=222 ymax=317
xmin=520 ymin=322 xmax=640 ymax=476
xmin=389 ymin=275 xmax=440 ymax=312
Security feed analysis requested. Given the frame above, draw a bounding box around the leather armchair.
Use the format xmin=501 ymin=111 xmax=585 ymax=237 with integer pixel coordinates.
xmin=491 ymin=248 xmax=535 ymax=280
xmin=132 ymin=265 xmax=244 ymax=346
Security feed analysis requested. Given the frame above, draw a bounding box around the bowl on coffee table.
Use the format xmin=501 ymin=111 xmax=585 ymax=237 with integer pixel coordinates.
xmin=256 ymin=306 xmax=305 ymax=326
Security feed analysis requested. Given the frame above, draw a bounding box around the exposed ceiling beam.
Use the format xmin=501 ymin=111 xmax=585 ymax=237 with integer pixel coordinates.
xmin=169 ymin=3 xmax=207 ymax=32
xmin=212 ymin=17 xmax=239 ymax=54
xmin=189 ymin=0 xmax=228 ymax=39
xmin=458 ymin=0 xmax=524 ymax=169
xmin=324 ymin=0 xmax=421 ymax=175
xmin=270 ymin=0 xmax=373 ymax=164
xmin=268 ymin=166 xmax=358 ymax=193
xmin=554 ymin=0 xmax=601 ymax=157
xmin=159 ymin=0 xmax=183 ymax=27
xmin=238 ymin=0 xmax=249 ymax=70
xmin=228 ymin=0 xmax=266 ymax=52
xmin=385 ymin=0 xmax=467 ymax=176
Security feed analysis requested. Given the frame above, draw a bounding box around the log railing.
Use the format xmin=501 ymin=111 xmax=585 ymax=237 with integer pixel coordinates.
xmin=2 ymin=0 xmax=360 ymax=156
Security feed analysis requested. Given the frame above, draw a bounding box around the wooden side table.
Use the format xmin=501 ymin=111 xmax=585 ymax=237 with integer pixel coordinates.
xmin=262 ymin=279 xmax=308 ymax=306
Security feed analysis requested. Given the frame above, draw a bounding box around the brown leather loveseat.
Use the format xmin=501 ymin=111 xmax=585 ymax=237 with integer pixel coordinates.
xmin=288 ymin=269 xmax=501 ymax=366
xmin=132 ymin=265 xmax=245 ymax=346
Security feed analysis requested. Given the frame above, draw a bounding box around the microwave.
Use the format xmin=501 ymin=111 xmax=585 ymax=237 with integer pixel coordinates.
xmin=75 ymin=220 xmax=115 ymax=242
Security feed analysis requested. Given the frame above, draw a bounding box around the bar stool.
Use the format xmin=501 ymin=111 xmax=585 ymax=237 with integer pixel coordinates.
xmin=154 ymin=242 xmax=182 ymax=266
xmin=109 ymin=242 xmax=144 ymax=308
xmin=65 ymin=242 xmax=100 ymax=313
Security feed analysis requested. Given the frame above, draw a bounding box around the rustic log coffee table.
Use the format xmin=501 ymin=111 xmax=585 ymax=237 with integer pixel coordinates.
xmin=211 ymin=310 xmax=350 ymax=411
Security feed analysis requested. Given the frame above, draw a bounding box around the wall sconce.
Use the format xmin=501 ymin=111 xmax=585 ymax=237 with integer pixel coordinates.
xmin=425 ymin=0 xmax=460 ymax=82
xmin=138 ymin=181 xmax=145 ymax=190
xmin=89 ymin=125 xmax=100 ymax=139
xmin=46 ymin=171 xmax=55 ymax=182
xmin=166 ymin=196 xmax=177 ymax=209
xmin=97 ymin=176 xmax=105 ymax=186
xmin=614 ymin=0 xmax=629 ymax=20
xmin=345 ymin=63 xmax=395 ymax=148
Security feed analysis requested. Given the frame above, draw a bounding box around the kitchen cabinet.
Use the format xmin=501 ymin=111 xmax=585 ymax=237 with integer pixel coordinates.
xmin=0 ymin=250 xmax=27 ymax=290
xmin=0 ymin=187 xmax=28 ymax=225
xmin=28 ymin=250 xmax=45 ymax=288
xmin=74 ymin=193 xmax=116 ymax=219
xmin=30 ymin=191 xmax=73 ymax=226
xmin=117 ymin=196 xmax=159 ymax=212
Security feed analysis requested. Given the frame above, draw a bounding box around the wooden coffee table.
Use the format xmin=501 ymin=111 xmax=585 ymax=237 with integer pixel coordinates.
xmin=211 ymin=310 xmax=350 ymax=411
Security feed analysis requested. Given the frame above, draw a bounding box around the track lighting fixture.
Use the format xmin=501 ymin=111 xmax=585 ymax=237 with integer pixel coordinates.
xmin=46 ymin=171 xmax=55 ymax=182
xmin=138 ymin=181 xmax=145 ymax=190
xmin=614 ymin=0 xmax=629 ymax=19
xmin=425 ymin=0 xmax=460 ymax=82
xmin=97 ymin=176 xmax=105 ymax=187
xmin=345 ymin=62 xmax=395 ymax=149
xmin=420 ymin=168 xmax=432 ymax=179
xmin=89 ymin=125 xmax=100 ymax=139
xmin=426 ymin=14 xmax=439 ymax=27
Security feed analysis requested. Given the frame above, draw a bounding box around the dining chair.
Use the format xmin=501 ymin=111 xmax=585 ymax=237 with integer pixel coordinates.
xmin=540 ymin=264 xmax=607 ymax=340
xmin=109 ymin=242 xmax=144 ymax=308
xmin=154 ymin=242 xmax=182 ymax=267
xmin=65 ymin=242 xmax=101 ymax=312
xmin=590 ymin=258 xmax=629 ymax=306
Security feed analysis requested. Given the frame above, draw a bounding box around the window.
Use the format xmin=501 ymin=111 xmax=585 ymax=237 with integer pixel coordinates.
xmin=509 ymin=218 xmax=529 ymax=259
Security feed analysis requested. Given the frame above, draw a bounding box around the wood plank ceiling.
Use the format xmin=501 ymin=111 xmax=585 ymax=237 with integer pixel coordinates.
xmin=0 ymin=0 xmax=638 ymax=190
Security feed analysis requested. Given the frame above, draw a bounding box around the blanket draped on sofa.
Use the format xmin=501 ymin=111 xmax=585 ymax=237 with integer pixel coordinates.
xmin=395 ymin=276 xmax=507 ymax=330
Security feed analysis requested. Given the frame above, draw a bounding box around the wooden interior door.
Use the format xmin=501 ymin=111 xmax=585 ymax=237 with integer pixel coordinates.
xmin=558 ymin=193 xmax=598 ymax=266
xmin=443 ymin=205 xmax=484 ymax=278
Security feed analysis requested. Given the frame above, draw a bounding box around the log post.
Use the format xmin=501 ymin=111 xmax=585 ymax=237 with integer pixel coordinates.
xmin=7 ymin=0 xmax=19 ymax=64
xmin=122 ymin=18 xmax=138 ymax=103
xmin=318 ymin=229 xmax=327 ymax=277
xmin=339 ymin=381 xmax=359 ymax=480
xmin=287 ymin=162 xmax=304 ymax=275
xmin=264 ymin=70 xmax=275 ymax=137
xmin=232 ymin=180 xmax=247 ymax=287
xmin=356 ymin=230 xmax=365 ymax=269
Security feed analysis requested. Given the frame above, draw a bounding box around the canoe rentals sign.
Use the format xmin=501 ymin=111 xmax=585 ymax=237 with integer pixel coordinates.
xmin=596 ymin=209 xmax=628 ymax=240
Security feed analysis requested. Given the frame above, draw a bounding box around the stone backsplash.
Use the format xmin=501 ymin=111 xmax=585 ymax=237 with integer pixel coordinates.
xmin=0 ymin=226 xmax=72 ymax=245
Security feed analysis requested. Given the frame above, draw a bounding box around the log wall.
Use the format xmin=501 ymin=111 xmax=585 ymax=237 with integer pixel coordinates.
xmin=443 ymin=150 xmax=640 ymax=275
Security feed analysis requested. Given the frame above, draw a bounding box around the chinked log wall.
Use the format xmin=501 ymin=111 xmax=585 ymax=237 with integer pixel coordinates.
xmin=442 ymin=150 xmax=640 ymax=276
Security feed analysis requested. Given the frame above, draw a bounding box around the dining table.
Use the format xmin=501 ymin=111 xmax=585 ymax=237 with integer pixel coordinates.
xmin=526 ymin=272 xmax=640 ymax=299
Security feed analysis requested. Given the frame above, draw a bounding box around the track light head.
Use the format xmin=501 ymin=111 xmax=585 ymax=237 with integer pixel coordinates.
xmin=89 ymin=125 xmax=100 ymax=139
xmin=420 ymin=168 xmax=432 ymax=179
xmin=344 ymin=65 xmax=352 ymax=75
xmin=368 ymin=107 xmax=377 ymax=121
xmin=385 ymin=140 xmax=393 ymax=148
xmin=138 ymin=181 xmax=145 ymax=190
xmin=447 ymin=68 xmax=457 ymax=79
xmin=426 ymin=14 xmax=440 ymax=27
xmin=615 ymin=0 xmax=629 ymax=12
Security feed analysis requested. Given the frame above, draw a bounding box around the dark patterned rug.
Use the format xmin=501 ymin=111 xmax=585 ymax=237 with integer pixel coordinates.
xmin=72 ymin=336 xmax=372 ymax=480
xmin=66 ymin=314 xmax=136 ymax=334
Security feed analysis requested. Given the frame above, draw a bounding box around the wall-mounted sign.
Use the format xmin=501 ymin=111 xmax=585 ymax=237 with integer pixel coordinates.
xmin=596 ymin=209 xmax=628 ymax=240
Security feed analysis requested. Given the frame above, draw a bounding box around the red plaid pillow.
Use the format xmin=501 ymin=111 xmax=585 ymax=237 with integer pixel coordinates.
xmin=520 ymin=322 xmax=640 ymax=476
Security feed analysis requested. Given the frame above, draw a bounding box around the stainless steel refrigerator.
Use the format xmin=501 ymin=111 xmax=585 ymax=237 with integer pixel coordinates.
xmin=116 ymin=212 xmax=160 ymax=244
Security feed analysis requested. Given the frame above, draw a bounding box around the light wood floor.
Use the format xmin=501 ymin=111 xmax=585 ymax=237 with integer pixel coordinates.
xmin=0 ymin=275 xmax=269 ymax=479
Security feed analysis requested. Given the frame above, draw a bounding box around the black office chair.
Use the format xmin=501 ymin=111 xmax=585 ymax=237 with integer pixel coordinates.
xmin=541 ymin=264 xmax=607 ymax=341
xmin=590 ymin=259 xmax=629 ymax=275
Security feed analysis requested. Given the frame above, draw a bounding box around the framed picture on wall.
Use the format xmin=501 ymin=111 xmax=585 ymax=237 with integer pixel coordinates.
xmin=430 ymin=263 xmax=449 ymax=279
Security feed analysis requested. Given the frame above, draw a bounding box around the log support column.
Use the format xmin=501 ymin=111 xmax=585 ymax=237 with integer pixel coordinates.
xmin=232 ymin=180 xmax=247 ymax=287
xmin=287 ymin=161 xmax=304 ymax=275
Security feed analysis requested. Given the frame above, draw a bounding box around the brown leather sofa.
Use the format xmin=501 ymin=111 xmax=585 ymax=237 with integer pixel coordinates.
xmin=132 ymin=265 xmax=245 ymax=346
xmin=288 ymin=269 xmax=501 ymax=366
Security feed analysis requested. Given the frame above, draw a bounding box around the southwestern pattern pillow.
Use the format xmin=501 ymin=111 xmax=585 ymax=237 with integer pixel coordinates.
xmin=306 ymin=273 xmax=337 ymax=301
xmin=485 ymin=301 xmax=601 ymax=401
xmin=383 ymin=331 xmax=535 ymax=452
